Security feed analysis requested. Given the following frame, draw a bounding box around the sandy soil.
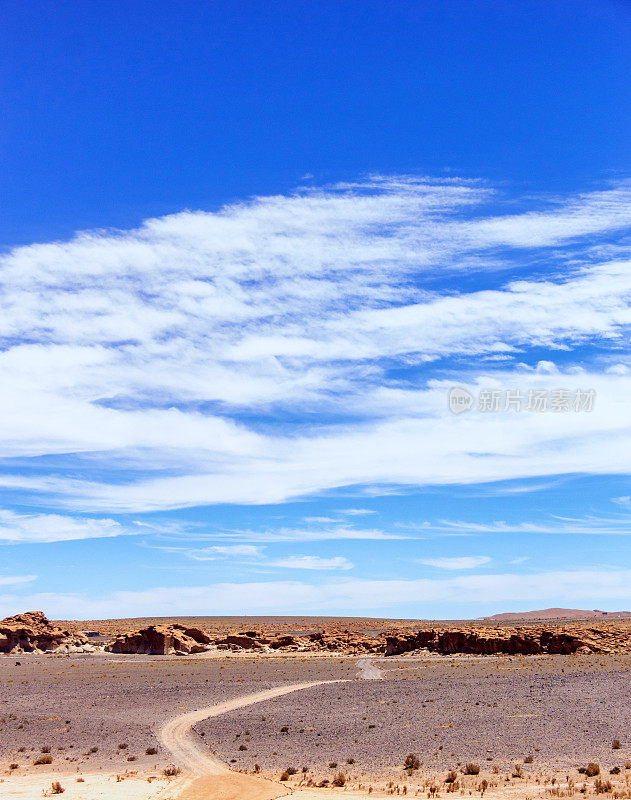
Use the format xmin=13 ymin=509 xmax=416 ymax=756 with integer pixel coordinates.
xmin=0 ymin=772 xmax=190 ymax=798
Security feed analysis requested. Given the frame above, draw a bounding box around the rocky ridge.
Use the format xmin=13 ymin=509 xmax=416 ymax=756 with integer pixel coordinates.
xmin=102 ymin=621 xmax=631 ymax=656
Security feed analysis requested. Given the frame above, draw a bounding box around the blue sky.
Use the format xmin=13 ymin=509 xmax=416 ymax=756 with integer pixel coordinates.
xmin=1 ymin=0 xmax=631 ymax=619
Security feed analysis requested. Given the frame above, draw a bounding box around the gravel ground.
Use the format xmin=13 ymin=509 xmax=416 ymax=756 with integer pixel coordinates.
xmin=2 ymin=652 xmax=631 ymax=785
xmin=0 ymin=653 xmax=355 ymax=777
xmin=196 ymin=654 xmax=631 ymax=781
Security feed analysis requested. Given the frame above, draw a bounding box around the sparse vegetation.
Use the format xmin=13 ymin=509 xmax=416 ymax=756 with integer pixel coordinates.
xmin=404 ymin=753 xmax=420 ymax=771
xmin=332 ymin=772 xmax=346 ymax=787
xmin=146 ymin=747 xmax=157 ymax=755
xmin=34 ymin=755 xmax=53 ymax=765
xmin=613 ymin=739 xmax=622 ymax=750
xmin=50 ymin=781 xmax=65 ymax=795
xmin=163 ymin=765 xmax=181 ymax=777
xmin=464 ymin=763 xmax=480 ymax=775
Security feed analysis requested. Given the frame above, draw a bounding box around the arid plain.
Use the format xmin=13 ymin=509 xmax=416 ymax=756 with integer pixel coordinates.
xmin=2 ymin=614 xmax=631 ymax=800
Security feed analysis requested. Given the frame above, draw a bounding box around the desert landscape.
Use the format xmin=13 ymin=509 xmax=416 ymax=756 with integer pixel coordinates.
xmin=2 ymin=611 xmax=631 ymax=799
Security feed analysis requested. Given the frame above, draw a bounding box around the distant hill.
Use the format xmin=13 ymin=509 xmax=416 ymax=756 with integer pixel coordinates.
xmin=484 ymin=607 xmax=631 ymax=621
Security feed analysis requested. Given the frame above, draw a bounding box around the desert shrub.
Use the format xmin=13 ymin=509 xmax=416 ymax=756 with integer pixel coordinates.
xmin=464 ymin=763 xmax=480 ymax=775
xmin=127 ymin=755 xmax=136 ymax=762
xmin=586 ymin=763 xmax=601 ymax=777
xmin=118 ymin=743 xmax=128 ymax=750
xmin=146 ymin=747 xmax=157 ymax=755
xmin=34 ymin=755 xmax=53 ymax=765
xmin=329 ymin=762 xmax=338 ymax=768
xmin=280 ymin=726 xmax=289 ymax=733
xmin=445 ymin=770 xmax=458 ymax=783
xmin=51 ymin=782 xmax=65 ymax=795
xmin=404 ymin=753 xmax=420 ymax=771
xmin=347 ymin=758 xmax=355 ymax=765
xmin=285 ymin=766 xmax=297 ymax=775
xmin=89 ymin=746 xmax=98 ymax=753
xmin=9 ymin=763 xmax=18 ymax=770
xmin=41 ymin=746 xmax=51 ymax=754
xmin=512 ymin=764 xmax=524 ymax=778
xmin=253 ymin=764 xmax=260 ymax=773
xmin=238 ymin=745 xmax=247 ymax=751
xmin=332 ymin=772 xmax=346 ymax=787
xmin=162 ymin=765 xmax=181 ymax=777
xmin=610 ymin=766 xmax=621 ymax=775
xmin=524 ymin=754 xmax=534 ymax=763
xmin=480 ymin=779 xmax=489 ymax=795
xmin=594 ymin=778 xmax=612 ymax=794
xmin=280 ymin=771 xmax=290 ymax=781
xmin=613 ymin=739 xmax=622 ymax=750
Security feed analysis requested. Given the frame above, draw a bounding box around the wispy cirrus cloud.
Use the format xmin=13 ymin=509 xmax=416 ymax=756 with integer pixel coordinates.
xmin=417 ymin=556 xmax=491 ymax=570
xmin=0 ymin=509 xmax=134 ymax=543
xmin=0 ymin=574 xmax=37 ymax=586
xmin=268 ymin=555 xmax=353 ymax=570
xmin=0 ymin=177 xmax=631 ymax=515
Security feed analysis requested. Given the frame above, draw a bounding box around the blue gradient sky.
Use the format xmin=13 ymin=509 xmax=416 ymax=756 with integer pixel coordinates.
xmin=1 ymin=0 xmax=631 ymax=619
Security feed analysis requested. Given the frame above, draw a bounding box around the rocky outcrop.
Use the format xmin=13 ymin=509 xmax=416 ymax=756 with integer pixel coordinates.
xmin=0 ymin=611 xmax=89 ymax=654
xmin=383 ymin=626 xmax=609 ymax=656
xmin=106 ymin=624 xmax=212 ymax=655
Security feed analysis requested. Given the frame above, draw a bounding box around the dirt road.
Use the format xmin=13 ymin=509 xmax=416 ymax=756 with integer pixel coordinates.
xmin=160 ymin=680 xmax=343 ymax=776
xmin=356 ymin=658 xmax=383 ymax=679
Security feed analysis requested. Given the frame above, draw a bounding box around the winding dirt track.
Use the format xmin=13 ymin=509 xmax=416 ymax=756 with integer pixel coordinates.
xmin=160 ymin=680 xmax=344 ymax=776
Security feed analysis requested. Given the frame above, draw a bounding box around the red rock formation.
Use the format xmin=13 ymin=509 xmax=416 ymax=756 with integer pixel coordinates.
xmin=106 ymin=623 xmax=212 ymax=655
xmin=383 ymin=626 xmax=612 ymax=656
xmin=0 ymin=611 xmax=87 ymax=653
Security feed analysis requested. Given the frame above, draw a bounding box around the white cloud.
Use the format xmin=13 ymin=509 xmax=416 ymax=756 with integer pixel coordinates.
xmin=0 ymin=575 xmax=37 ymax=587
xmin=206 ymin=527 xmax=408 ymax=542
xmin=0 ymin=178 xmax=631 ymax=513
xmin=430 ymin=513 xmax=631 ymax=536
xmin=417 ymin=556 xmax=491 ymax=570
xmin=183 ymin=545 xmax=264 ymax=561
xmin=268 ymin=555 xmax=353 ymax=570
xmin=0 ymin=509 xmax=132 ymax=543
xmin=5 ymin=568 xmax=631 ymax=618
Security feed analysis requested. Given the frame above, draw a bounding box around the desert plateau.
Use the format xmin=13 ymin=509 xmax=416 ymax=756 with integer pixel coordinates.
xmin=1 ymin=611 xmax=631 ymax=799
